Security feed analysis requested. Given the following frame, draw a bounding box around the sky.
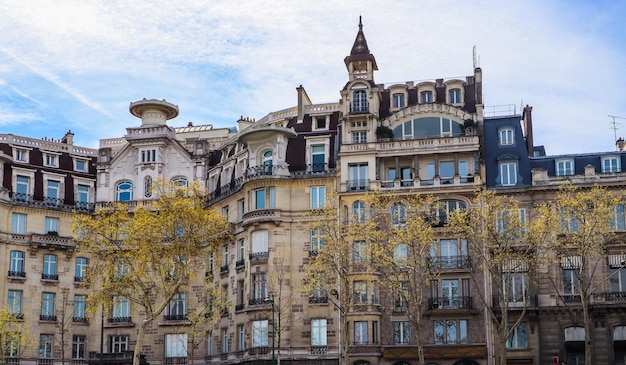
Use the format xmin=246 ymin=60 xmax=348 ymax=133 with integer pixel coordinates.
xmin=0 ymin=0 xmax=625 ymax=155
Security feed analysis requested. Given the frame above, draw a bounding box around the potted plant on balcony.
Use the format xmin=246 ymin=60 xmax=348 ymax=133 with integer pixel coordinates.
xmin=463 ymin=119 xmax=476 ymax=135
xmin=376 ymin=126 xmax=394 ymax=141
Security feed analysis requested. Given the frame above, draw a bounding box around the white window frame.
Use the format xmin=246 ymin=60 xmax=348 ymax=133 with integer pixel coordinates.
xmin=116 ymin=181 xmax=133 ymax=202
xmin=392 ymin=93 xmax=405 ymax=109
xmin=110 ymin=335 xmax=129 ymax=353
xmin=238 ymin=324 xmax=245 ymax=351
xmin=252 ymin=320 xmax=269 ymax=347
xmin=448 ymin=88 xmax=461 ymax=104
xmin=434 ymin=319 xmax=468 ymax=344
xmin=420 ymin=90 xmax=433 ymax=103
xmin=252 ymin=273 xmax=268 ymax=301
xmin=352 ymin=131 xmax=367 ymax=144
xmin=251 ymin=230 xmax=269 ymax=255
xmin=310 ymin=186 xmax=326 ymax=209
xmin=499 ymin=128 xmax=515 ymax=146
xmin=112 ymin=296 xmax=130 ymax=319
xmin=393 ymin=321 xmax=410 ymax=344
xmin=43 ymin=152 xmax=60 ymax=167
xmin=8 ymin=290 xmax=22 ymax=315
xmin=354 ymin=321 xmax=368 ymax=344
xmin=11 ymin=213 xmax=26 ymax=234
xmin=45 ymin=216 xmax=59 ymax=234
xmin=74 ymin=295 xmax=87 ymax=319
xmin=311 ymin=319 xmax=327 ymax=346
xmin=43 ymin=254 xmax=57 ymax=276
xmin=72 ymin=335 xmax=86 ymax=359
xmin=165 ymin=333 xmax=188 ymax=358
xmin=39 ymin=334 xmax=54 ymax=358
xmin=13 ymin=148 xmax=29 ymax=162
xmin=506 ymin=323 xmax=528 ymax=349
xmin=556 ymin=159 xmax=574 ymax=176
xmin=41 ymin=292 xmax=55 ymax=317
xmin=602 ymin=156 xmax=621 ymax=173
xmin=499 ymin=161 xmax=518 ymax=186
xmin=10 ymin=250 xmax=24 ymax=273
xmin=74 ymin=158 xmax=88 ymax=172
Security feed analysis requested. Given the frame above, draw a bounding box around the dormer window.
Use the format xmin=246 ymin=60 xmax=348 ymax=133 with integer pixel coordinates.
xmin=392 ymin=93 xmax=405 ymax=109
xmin=13 ymin=148 xmax=29 ymax=163
xmin=44 ymin=153 xmax=59 ymax=167
xmin=602 ymin=156 xmax=621 ymax=173
xmin=448 ymin=88 xmax=461 ymax=104
xmin=313 ymin=116 xmax=328 ymax=131
xmin=556 ymin=159 xmax=574 ymax=176
xmin=74 ymin=158 xmax=88 ymax=172
xmin=420 ymin=91 xmax=433 ymax=103
xmin=499 ymin=127 xmax=515 ymax=146
xmin=141 ymin=149 xmax=157 ymax=163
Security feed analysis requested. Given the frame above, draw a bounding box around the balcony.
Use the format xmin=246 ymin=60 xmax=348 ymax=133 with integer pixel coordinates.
xmin=249 ymin=251 xmax=269 ymax=261
xmin=41 ymin=273 xmax=59 ymax=281
xmin=235 ymin=303 xmax=245 ymax=311
xmin=345 ymin=179 xmax=370 ymax=192
xmin=163 ymin=357 xmax=187 ymax=365
xmin=246 ymin=165 xmax=276 ymax=178
xmin=428 ymin=296 xmax=473 ymax=310
xmin=220 ymin=265 xmax=229 ymax=274
xmin=291 ymin=163 xmax=336 ymax=179
xmin=88 ymin=351 xmax=147 ymax=365
xmin=492 ymin=294 xmax=538 ymax=309
xmin=349 ymin=104 xmax=369 ymax=114
xmin=40 ymin=314 xmax=57 ymax=321
xmin=605 ymin=291 xmax=626 ymax=302
xmin=429 ymin=256 xmax=471 ymax=270
xmin=309 ymin=296 xmax=329 ymax=304
xmin=310 ymin=346 xmax=328 ymax=355
xmin=164 ymin=314 xmax=187 ymax=321
xmin=8 ymin=270 xmax=26 ymax=278
xmin=11 ymin=192 xmax=95 ymax=213
xmin=235 ymin=259 xmax=245 ymax=269
xmin=241 ymin=209 xmax=282 ymax=227
xmin=73 ymin=316 xmax=89 ymax=323
xmin=341 ymin=134 xmax=480 ymax=156
xmin=248 ymin=346 xmax=269 ymax=356
xmin=108 ymin=316 xmax=132 ymax=323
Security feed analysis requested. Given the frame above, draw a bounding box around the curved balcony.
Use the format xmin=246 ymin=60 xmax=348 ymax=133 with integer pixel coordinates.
xmin=241 ymin=209 xmax=282 ymax=227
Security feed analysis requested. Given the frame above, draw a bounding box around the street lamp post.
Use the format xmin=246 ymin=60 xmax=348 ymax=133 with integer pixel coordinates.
xmin=265 ymin=297 xmax=275 ymax=365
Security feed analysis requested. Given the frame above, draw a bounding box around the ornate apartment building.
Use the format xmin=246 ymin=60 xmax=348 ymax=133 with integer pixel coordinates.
xmin=3 ymin=19 xmax=626 ymax=365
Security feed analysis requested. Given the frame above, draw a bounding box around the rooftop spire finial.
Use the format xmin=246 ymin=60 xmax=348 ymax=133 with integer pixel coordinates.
xmin=359 ymin=15 xmax=362 ymax=30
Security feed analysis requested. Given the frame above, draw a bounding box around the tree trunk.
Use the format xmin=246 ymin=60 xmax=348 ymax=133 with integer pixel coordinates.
xmin=133 ymin=321 xmax=149 ymax=365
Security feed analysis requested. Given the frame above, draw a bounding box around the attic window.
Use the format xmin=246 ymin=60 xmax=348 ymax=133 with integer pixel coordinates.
xmin=392 ymin=93 xmax=405 ymax=109
xmin=499 ymin=128 xmax=515 ymax=146
xmin=313 ymin=116 xmax=328 ymax=131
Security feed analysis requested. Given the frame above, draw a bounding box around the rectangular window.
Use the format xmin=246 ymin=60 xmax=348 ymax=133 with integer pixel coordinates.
xmin=252 ymin=273 xmax=268 ymax=301
xmin=72 ymin=335 xmax=86 ymax=359
xmin=112 ymin=296 xmax=130 ymax=319
xmin=354 ymin=321 xmax=368 ymax=344
xmin=506 ymin=323 xmax=528 ymax=349
xmin=44 ymin=154 xmax=58 ymax=167
xmin=500 ymin=162 xmax=518 ymax=186
xmin=563 ymin=269 xmax=580 ymax=296
xmin=14 ymin=149 xmax=28 ymax=162
xmin=311 ymin=229 xmax=325 ymax=254
xmin=348 ymin=164 xmax=368 ymax=190
xmin=16 ymin=175 xmax=29 ymax=201
xmin=221 ymin=245 xmax=229 ymax=271
xmin=238 ymin=324 xmax=245 ymax=351
xmin=254 ymin=189 xmax=265 ymax=209
xmin=310 ymin=186 xmax=326 ymax=209
xmin=141 ymin=149 xmax=157 ymax=163
xmin=430 ymin=239 xmax=468 ymax=269
xmin=75 ymin=159 xmax=87 ymax=172
xmin=496 ymin=208 xmax=527 ymax=234
xmin=222 ymin=328 xmax=229 ymax=353
xmin=603 ymin=156 xmax=621 ymax=173
xmin=43 ymin=254 xmax=58 ymax=279
xmin=41 ymin=292 xmax=56 ymax=319
xmin=165 ymin=333 xmax=188 ymax=358
xmin=251 ymin=230 xmax=269 ymax=255
xmin=45 ymin=217 xmax=59 ymax=234
xmin=207 ymin=333 xmax=213 ymax=356
xmin=352 ymin=131 xmax=367 ymax=144
xmin=46 ymin=180 xmax=60 ymax=205
xmin=439 ymin=161 xmax=455 ymax=182
xmin=9 ymin=250 xmax=25 ymax=275
xmin=75 ymin=257 xmax=89 ymax=281
xmin=434 ymin=319 xmax=468 ymax=344
xmin=74 ymin=295 xmax=87 ymax=321
xmin=556 ymin=159 xmax=574 ymax=176
xmin=311 ymin=319 xmax=327 ymax=346
xmin=110 ymin=335 xmax=129 ymax=353
xmin=499 ymin=128 xmax=515 ymax=146
xmin=311 ymin=145 xmax=326 ymax=172
xmin=11 ymin=213 xmax=26 ymax=234
xmin=420 ymin=91 xmax=433 ymax=103
xmin=504 ymin=272 xmax=528 ymax=305
xmin=393 ymin=321 xmax=410 ymax=344
xmin=353 ymin=241 xmax=367 ymax=264
xmin=166 ymin=293 xmax=187 ymax=319
xmin=8 ymin=290 xmax=22 ymax=315
xmin=448 ymin=89 xmax=461 ymax=103
xmin=77 ymin=184 xmax=90 ymax=209
xmin=252 ymin=320 xmax=269 ymax=347
xmin=353 ymin=280 xmax=367 ymax=303
xmin=253 ymin=187 xmax=276 ymax=210
xmin=611 ymin=204 xmax=626 ymax=231
xmin=237 ymin=239 xmax=245 ymax=263
xmin=39 ymin=334 xmax=54 ymax=358
xmin=237 ymin=199 xmax=245 ymax=220
xmin=392 ymin=93 xmax=405 ymax=108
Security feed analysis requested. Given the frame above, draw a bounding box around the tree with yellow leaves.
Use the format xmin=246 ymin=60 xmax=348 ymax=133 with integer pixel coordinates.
xmin=448 ymin=190 xmax=553 ymax=365
xmin=73 ymin=182 xmax=231 ymax=365
xmin=0 ymin=306 xmax=31 ymax=365
xmin=302 ymin=191 xmax=378 ymax=365
xmin=543 ymin=184 xmax=621 ymax=365
xmin=368 ymin=193 xmax=438 ymax=365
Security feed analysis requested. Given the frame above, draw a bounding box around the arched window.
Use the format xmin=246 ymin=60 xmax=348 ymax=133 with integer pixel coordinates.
xmin=391 ymin=203 xmax=406 ymax=226
xmin=352 ymin=90 xmax=368 ymax=112
xmin=144 ymin=176 xmax=153 ymax=198
xmin=353 ymin=201 xmax=366 ymax=222
xmin=263 ymin=150 xmax=273 ymax=175
xmin=116 ymin=181 xmax=133 ymax=202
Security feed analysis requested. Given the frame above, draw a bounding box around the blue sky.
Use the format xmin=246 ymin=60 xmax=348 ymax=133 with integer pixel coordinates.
xmin=0 ymin=0 xmax=625 ymax=154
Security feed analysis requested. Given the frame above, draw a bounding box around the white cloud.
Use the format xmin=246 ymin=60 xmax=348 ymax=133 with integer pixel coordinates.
xmin=0 ymin=0 xmax=624 ymax=153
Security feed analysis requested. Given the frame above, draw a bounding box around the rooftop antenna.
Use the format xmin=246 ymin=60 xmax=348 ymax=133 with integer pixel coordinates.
xmin=609 ymin=115 xmax=626 ymax=142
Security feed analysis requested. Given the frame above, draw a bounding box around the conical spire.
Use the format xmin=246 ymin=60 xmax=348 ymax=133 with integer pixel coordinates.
xmin=344 ymin=17 xmax=378 ymax=70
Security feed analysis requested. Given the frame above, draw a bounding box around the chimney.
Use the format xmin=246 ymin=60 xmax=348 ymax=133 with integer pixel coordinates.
xmin=61 ymin=130 xmax=74 ymax=145
xmin=617 ymin=138 xmax=625 ymax=151
xmin=297 ymin=85 xmax=312 ymax=124
xmin=522 ymin=105 xmax=534 ymax=157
